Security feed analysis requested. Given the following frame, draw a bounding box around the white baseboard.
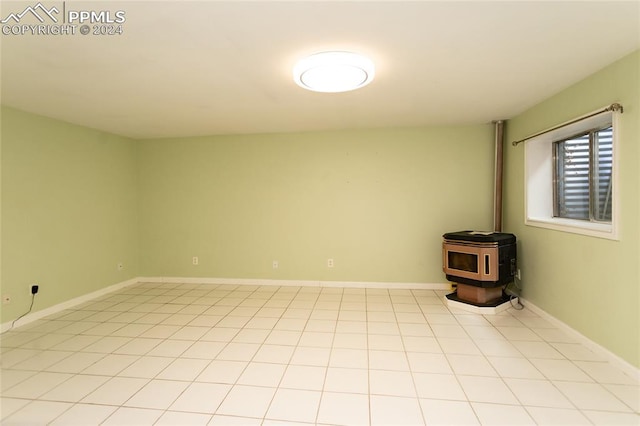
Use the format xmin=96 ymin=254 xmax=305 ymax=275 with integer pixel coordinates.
xmin=0 ymin=277 xmax=139 ymax=333
xmin=139 ymin=276 xmax=451 ymax=290
xmin=521 ymin=297 xmax=640 ymax=382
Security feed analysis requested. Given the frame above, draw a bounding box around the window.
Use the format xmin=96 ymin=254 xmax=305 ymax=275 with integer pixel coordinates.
xmin=524 ymin=108 xmax=619 ymax=240
xmin=553 ymin=126 xmax=613 ymax=222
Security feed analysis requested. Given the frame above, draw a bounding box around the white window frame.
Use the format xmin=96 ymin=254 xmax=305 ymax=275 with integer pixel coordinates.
xmin=524 ymin=109 xmax=619 ymax=240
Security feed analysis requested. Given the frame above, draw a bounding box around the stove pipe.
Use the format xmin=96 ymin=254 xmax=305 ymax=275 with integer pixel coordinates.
xmin=493 ymin=120 xmax=505 ymax=232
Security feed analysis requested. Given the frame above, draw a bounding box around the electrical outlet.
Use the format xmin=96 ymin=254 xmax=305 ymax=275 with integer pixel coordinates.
xmin=117 ymin=262 xmax=124 ymax=271
xmin=192 ymin=256 xmax=199 ymax=265
xmin=31 ymin=284 xmax=39 ymax=295
xmin=272 ymin=260 xmax=279 ymax=269
xmin=2 ymin=295 xmax=10 ymax=304
xmin=327 ymin=258 xmax=334 ymax=268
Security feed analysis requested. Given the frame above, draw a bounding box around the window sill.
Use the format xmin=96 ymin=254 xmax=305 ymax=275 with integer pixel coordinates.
xmin=525 ymin=217 xmax=618 ymax=241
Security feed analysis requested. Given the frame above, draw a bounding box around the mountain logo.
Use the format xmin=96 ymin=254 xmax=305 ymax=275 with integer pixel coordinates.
xmin=1 ymin=2 xmax=60 ymax=24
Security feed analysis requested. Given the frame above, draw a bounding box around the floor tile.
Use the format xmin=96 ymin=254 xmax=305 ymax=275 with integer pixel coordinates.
xmin=196 ymin=359 xmax=248 ymax=384
xmin=81 ymin=336 xmax=132 ymax=353
xmin=49 ymin=403 xmax=118 ymax=425
xmin=110 ymin=323 xmax=154 ymax=337
xmin=525 ymin=406 xmax=591 ymax=425
xmin=155 ymin=410 xmax=213 ymax=425
xmin=413 ymin=373 xmax=466 ymax=400
xmin=463 ymin=325 xmax=506 ymax=340
xmin=554 ymin=380 xmax=633 ymax=411
xmin=118 ymin=355 xmax=174 ymax=378
xmin=496 ymin=326 xmax=542 ymax=341
xmin=431 ymin=324 xmax=468 ymax=339
xmin=529 ymin=358 xmax=594 ymax=382
xmin=474 ymin=339 xmax=522 ymax=357
xmin=370 ymin=369 xmax=416 ymax=397
xmin=280 ymin=364 xmax=327 ymax=391
xmin=551 ymin=342 xmax=604 ymax=361
xmin=471 ymin=402 xmax=536 ymax=425
xmin=447 ymin=354 xmax=498 ymax=377
xmin=49 ymin=334 xmax=102 ymax=351
xmin=511 ymin=340 xmax=564 ymax=359
xmin=324 ymin=366 xmax=368 ymax=394
xmin=420 ymin=399 xmax=479 ymax=425
xmin=40 ymin=374 xmax=110 ymax=402
xmin=266 ymin=388 xmax=321 ymax=423
xmin=457 ymin=375 xmax=519 ymax=405
xmin=0 ymin=370 xmax=36 ymax=392
xmin=486 ymin=356 xmax=545 ymax=379
xmin=2 ymin=283 xmax=637 ymax=426
xmin=398 ymin=323 xmax=433 ymax=337
xmin=370 ymin=395 xmax=424 ymax=425
xmin=2 ymin=400 xmax=73 ymax=424
xmin=170 ymin=325 xmax=210 ymax=340
xmin=81 ymin=353 xmax=139 ymax=376
xmin=369 ymin=350 xmax=409 ymax=371
xmin=124 ymin=379 xmax=189 ymax=409
xmin=2 ymin=371 xmax=73 ymax=399
xmin=10 ymin=349 xmax=73 ymax=371
xmin=237 ymin=362 xmax=286 ymax=387
xmin=169 ymin=382 xmax=231 ymax=413
xmin=157 ymin=357 xmax=210 ymax=381
xmin=216 ymin=342 xmax=260 ymax=361
xmin=574 ymin=360 xmax=638 ymax=385
xmin=407 ymin=352 xmax=453 ymax=374
xmin=0 ymin=348 xmax=41 ymax=369
xmin=140 ymin=325 xmax=182 ymax=339
xmin=252 ymin=344 xmax=295 ymax=364
xmin=504 ymin=377 xmax=574 ymax=408
xmin=265 ymin=330 xmax=302 ymax=346
xmin=102 ymin=406 xmax=163 ymax=425
xmin=437 ymin=338 xmax=481 ymax=355
xmin=582 ymin=410 xmax=640 ymax=425
xmin=402 ymin=336 xmax=441 ymax=353
xmin=531 ymin=327 xmax=577 ymax=343
xmin=300 ymin=331 xmax=335 ymax=348
xmin=329 ymin=348 xmax=368 ymax=369
xmin=217 ymin=385 xmax=277 ymax=418
xmin=46 ymin=351 xmax=105 ymax=373
xmin=317 ymin=391 xmax=369 ymax=425
xmin=146 ymin=339 xmax=193 ymax=357
xmin=113 ymin=337 xmax=163 ymax=355
xmin=200 ymin=327 xmax=241 ymax=342
xmin=604 ymin=383 xmax=640 ymax=412
xmin=369 ymin=334 xmax=404 ymax=351
xmin=233 ymin=328 xmax=271 ymax=344
xmin=291 ymin=346 xmax=331 ymax=366
xmin=0 ymin=397 xmax=31 ymax=420
xmin=209 ymin=414 xmax=263 ymax=425
xmin=81 ymin=376 xmax=149 ymax=405
xmin=367 ymin=321 xmax=400 ymax=335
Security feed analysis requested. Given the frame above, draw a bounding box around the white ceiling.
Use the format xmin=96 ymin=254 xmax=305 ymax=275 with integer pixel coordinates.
xmin=1 ymin=1 xmax=639 ymax=139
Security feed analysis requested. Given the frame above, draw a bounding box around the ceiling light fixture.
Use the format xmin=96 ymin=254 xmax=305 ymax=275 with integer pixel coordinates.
xmin=293 ymin=51 xmax=375 ymax=93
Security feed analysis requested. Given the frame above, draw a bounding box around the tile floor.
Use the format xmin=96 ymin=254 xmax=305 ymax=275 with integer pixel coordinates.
xmin=1 ymin=282 xmax=638 ymax=425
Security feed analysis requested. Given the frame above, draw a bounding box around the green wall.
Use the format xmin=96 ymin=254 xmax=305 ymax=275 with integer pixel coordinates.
xmin=503 ymin=50 xmax=640 ymax=368
xmin=138 ymin=126 xmax=495 ymax=283
xmin=0 ymin=107 xmax=139 ymax=323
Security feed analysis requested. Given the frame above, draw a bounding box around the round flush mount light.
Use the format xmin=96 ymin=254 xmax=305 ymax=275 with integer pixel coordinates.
xmin=293 ymin=51 xmax=375 ymax=93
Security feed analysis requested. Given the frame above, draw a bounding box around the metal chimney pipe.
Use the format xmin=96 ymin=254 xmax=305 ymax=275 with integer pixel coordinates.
xmin=493 ymin=120 xmax=505 ymax=232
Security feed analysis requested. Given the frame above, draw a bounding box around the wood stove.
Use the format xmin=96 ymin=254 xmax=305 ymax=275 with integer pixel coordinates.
xmin=442 ymin=231 xmax=516 ymax=306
